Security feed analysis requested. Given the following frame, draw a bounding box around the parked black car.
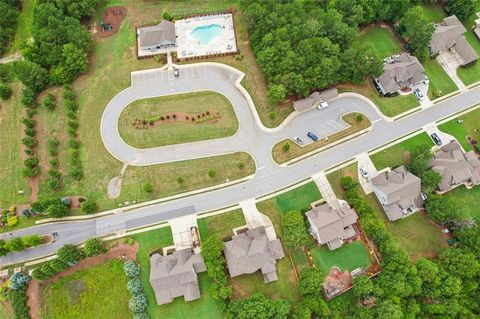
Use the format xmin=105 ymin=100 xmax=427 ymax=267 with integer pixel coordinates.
xmin=307 ymin=132 xmax=319 ymax=142
xmin=431 ymin=133 xmax=442 ymax=146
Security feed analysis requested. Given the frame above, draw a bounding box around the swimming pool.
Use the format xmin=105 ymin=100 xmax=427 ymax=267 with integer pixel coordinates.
xmin=191 ymin=24 xmax=224 ymax=45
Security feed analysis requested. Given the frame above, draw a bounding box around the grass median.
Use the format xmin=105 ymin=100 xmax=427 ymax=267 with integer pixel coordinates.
xmin=118 ymin=91 xmax=239 ymax=148
xmin=272 ymin=113 xmax=371 ymax=164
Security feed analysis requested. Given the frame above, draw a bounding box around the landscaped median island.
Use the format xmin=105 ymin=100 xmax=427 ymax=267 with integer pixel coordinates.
xmin=118 ymin=91 xmax=239 ymax=148
xmin=272 ymin=113 xmax=371 ymax=164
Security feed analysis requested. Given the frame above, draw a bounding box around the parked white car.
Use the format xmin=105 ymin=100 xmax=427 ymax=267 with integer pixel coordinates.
xmin=414 ymin=88 xmax=424 ymax=101
xmin=359 ymin=167 xmax=368 ymax=178
xmin=317 ymin=101 xmax=328 ymax=110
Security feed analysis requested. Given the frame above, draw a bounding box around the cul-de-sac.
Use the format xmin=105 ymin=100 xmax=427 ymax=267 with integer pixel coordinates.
xmin=2 ymin=1 xmax=480 ymax=318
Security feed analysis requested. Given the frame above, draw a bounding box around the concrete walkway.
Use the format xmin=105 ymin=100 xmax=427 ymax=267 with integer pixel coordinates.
xmin=239 ymin=199 xmax=277 ymax=240
xmin=437 ymin=51 xmax=465 ymax=91
xmin=311 ymin=172 xmax=340 ymax=209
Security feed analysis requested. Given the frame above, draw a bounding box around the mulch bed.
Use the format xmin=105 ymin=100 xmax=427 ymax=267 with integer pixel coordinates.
xmin=96 ymin=6 xmax=127 ymax=38
xmin=133 ymin=111 xmax=221 ymax=129
xmin=26 ymin=242 xmax=138 ymax=319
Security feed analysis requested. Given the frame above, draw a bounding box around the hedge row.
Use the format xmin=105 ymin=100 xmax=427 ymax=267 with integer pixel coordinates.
xmin=123 ymin=260 xmax=150 ymax=319
xmin=63 ymin=85 xmax=83 ymax=180
xmin=0 ymin=235 xmax=43 ymax=256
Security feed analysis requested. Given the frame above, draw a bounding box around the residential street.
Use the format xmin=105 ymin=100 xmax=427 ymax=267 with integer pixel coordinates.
xmin=2 ymin=63 xmax=480 ymax=266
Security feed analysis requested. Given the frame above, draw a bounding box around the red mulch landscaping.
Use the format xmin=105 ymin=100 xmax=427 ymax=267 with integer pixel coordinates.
xmin=26 ymin=242 xmax=138 ymax=319
xmin=96 ymin=6 xmax=127 ymax=38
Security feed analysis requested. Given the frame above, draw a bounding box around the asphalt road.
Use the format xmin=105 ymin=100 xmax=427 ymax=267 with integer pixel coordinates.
xmin=2 ymin=63 xmax=480 ymax=266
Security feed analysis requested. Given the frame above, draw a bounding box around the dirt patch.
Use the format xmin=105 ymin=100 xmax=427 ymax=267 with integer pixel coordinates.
xmin=65 ymin=280 xmax=87 ymax=304
xmin=132 ymin=110 xmax=221 ymax=129
xmin=96 ymin=6 xmax=127 ymax=38
xmin=70 ymin=196 xmax=86 ymax=209
xmin=26 ymin=242 xmax=138 ymax=319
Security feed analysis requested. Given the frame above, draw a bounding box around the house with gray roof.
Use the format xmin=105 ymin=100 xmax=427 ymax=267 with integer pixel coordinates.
xmin=224 ymin=226 xmax=285 ymax=283
xmin=305 ymin=203 xmax=358 ymax=250
xmin=149 ymin=248 xmax=206 ymax=305
xmin=371 ymin=166 xmax=424 ymax=221
xmin=429 ymin=15 xmax=478 ymax=66
xmin=374 ymin=53 xmax=427 ymax=95
xmin=137 ymin=20 xmax=176 ymax=52
xmin=293 ymin=88 xmax=338 ymax=112
xmin=429 ymin=140 xmax=480 ymax=192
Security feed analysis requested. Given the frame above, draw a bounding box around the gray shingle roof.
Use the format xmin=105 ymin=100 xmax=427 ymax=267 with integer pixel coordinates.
xmin=293 ymin=89 xmax=338 ymax=112
xmin=429 ymin=140 xmax=480 ymax=191
xmin=149 ymin=248 xmax=206 ymax=305
xmin=224 ymin=226 xmax=285 ymax=283
xmin=371 ymin=166 xmax=424 ymax=221
xmin=430 ymin=15 xmax=478 ymax=65
xmin=138 ymin=20 xmax=176 ymax=48
xmin=376 ymin=53 xmax=426 ymax=94
xmin=305 ymin=204 xmax=358 ymax=248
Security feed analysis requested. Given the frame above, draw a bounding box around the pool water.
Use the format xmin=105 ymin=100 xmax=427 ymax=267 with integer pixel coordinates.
xmin=191 ymin=24 xmax=223 ymax=45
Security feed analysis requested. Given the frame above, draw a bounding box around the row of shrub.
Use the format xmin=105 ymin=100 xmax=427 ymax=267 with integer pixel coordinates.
xmin=31 ymin=197 xmax=71 ymax=218
xmin=0 ymin=64 xmax=13 ymax=102
xmin=0 ymin=235 xmax=43 ymax=256
xmin=32 ymin=238 xmax=104 ymax=281
xmin=63 ymin=85 xmax=83 ymax=180
xmin=45 ymin=137 xmax=62 ymax=191
xmin=4 ymin=272 xmax=32 ymax=319
xmin=20 ymin=102 xmax=39 ymax=178
xmin=123 ymin=260 xmax=150 ymax=319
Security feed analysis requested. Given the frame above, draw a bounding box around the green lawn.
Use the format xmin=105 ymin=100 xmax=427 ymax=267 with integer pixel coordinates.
xmin=118 ymin=91 xmax=238 ymax=148
xmin=444 ymin=185 xmax=480 ymax=221
xmin=229 ymin=257 xmax=299 ymax=304
xmin=310 ymin=241 xmax=371 ymax=274
xmin=275 ymin=181 xmax=322 ymax=214
xmin=6 ymin=0 xmax=36 ymax=55
xmin=419 ymin=3 xmax=447 ymax=23
xmin=131 ymin=226 xmax=222 ymax=319
xmin=197 ymin=209 xmax=246 ymax=241
xmin=424 ymin=58 xmax=458 ymax=100
xmin=439 ymin=106 xmax=480 ymax=151
xmin=337 ymin=81 xmax=420 ymax=118
xmin=272 ymin=113 xmax=371 ymax=164
xmin=327 ymin=163 xmax=447 ymax=261
xmin=457 ymin=4 xmax=480 ymax=85
xmin=40 ymin=259 xmax=132 ymax=319
xmin=0 ymin=302 xmax=13 ymax=319
xmin=370 ymin=132 xmax=434 ymax=170
xmin=358 ymin=25 xmax=402 ymax=58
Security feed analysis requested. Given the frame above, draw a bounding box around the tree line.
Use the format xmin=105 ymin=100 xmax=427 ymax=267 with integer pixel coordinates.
xmin=0 ymin=0 xmax=19 ymax=56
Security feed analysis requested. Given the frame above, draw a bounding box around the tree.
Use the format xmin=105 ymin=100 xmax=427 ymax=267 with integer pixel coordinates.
xmin=80 ymin=200 xmax=97 ymax=214
xmin=352 ymin=275 xmax=374 ymax=300
xmin=282 ymin=142 xmax=290 ymax=152
xmin=208 ymin=169 xmax=216 ymax=177
xmin=6 ymin=237 xmax=24 ymax=251
xmin=124 ymin=260 xmax=140 ymax=278
xmin=446 ymin=0 xmax=476 ymax=21
xmin=43 ymin=93 xmax=56 ymax=111
xmin=9 ymin=273 xmax=31 ymax=291
xmin=47 ymin=203 xmax=69 ymax=218
xmin=0 ymin=85 xmax=12 ymax=100
xmin=340 ymin=42 xmax=382 ymax=83
xmin=438 ymin=248 xmax=480 ymax=280
xmin=127 ymin=277 xmax=144 ymax=295
xmin=129 ymin=293 xmax=148 ymax=313
xmin=142 ymin=182 xmax=153 ymax=193
xmin=22 ymin=235 xmax=43 ymax=247
xmin=406 ymin=144 xmax=432 ymax=177
xmin=50 ymin=43 xmax=89 ymax=84
xmin=267 ymin=84 xmax=286 ymax=106
xmin=281 ymin=211 xmax=309 ymax=247
xmin=420 ymin=169 xmax=441 ymax=193
xmin=57 ymin=244 xmax=83 ymax=265
xmin=375 ymin=300 xmax=403 ymax=319
xmin=299 ymin=267 xmax=324 ymax=296
xmin=425 ymin=194 xmax=469 ymax=225
xmin=13 ymin=60 xmax=49 ymax=93
xmin=162 ymin=9 xmax=172 ymax=21
xmin=400 ymin=6 xmax=435 ymax=61
xmin=228 ymin=293 xmax=290 ymax=319
xmin=83 ymin=237 xmax=104 ymax=257
xmin=0 ymin=1 xmax=19 ymax=55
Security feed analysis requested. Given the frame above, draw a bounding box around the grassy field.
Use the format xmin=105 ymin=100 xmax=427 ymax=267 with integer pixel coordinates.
xmin=5 ymin=0 xmax=36 ymax=55
xmin=310 ymin=241 xmax=371 ymax=274
xmin=424 ymin=58 xmax=458 ymax=100
xmin=369 ymin=132 xmax=434 ymax=170
xmin=327 ymin=163 xmax=447 ymax=261
xmin=274 ymin=181 xmax=322 ymax=214
xmin=457 ymin=4 xmax=480 ymax=86
xmin=229 ymin=257 xmax=299 ymax=304
xmin=0 ymin=83 xmax=31 ymax=207
xmin=118 ymin=91 xmax=238 ymax=148
xmin=419 ymin=3 xmax=447 ymax=23
xmin=439 ymin=107 xmax=480 ymax=151
xmin=444 ymin=185 xmax=480 ymax=221
xmin=272 ymin=113 xmax=371 ymax=164
xmin=197 ymin=209 xmax=246 ymax=241
xmin=0 ymin=302 xmax=13 ymax=319
xmin=358 ymin=25 xmax=402 ymax=58
xmin=40 ymin=259 xmax=132 ymax=319
xmin=337 ymin=81 xmax=420 ymax=117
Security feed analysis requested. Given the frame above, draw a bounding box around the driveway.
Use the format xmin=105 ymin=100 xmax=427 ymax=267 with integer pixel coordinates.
xmin=4 ymin=64 xmax=480 ymax=265
xmin=437 ymin=51 xmax=466 ymax=90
